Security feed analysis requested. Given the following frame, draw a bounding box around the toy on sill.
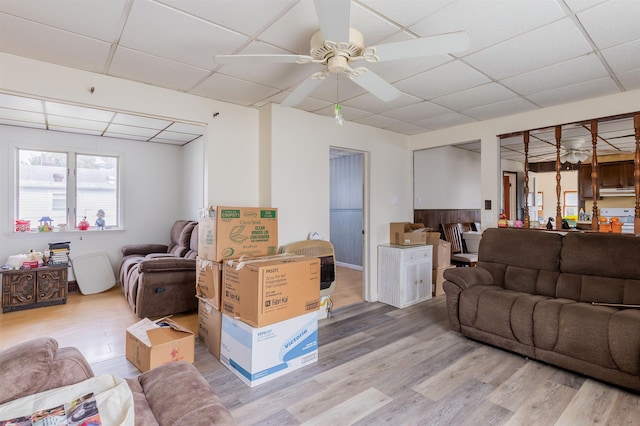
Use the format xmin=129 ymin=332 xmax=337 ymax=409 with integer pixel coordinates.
xmin=78 ymin=216 xmax=90 ymax=231
xmin=95 ymin=209 xmax=105 ymax=230
xmin=38 ymin=216 xmax=54 ymax=232
xmin=498 ymin=213 xmax=509 ymax=228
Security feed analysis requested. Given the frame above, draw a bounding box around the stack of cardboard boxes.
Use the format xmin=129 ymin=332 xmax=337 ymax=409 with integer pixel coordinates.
xmin=389 ymin=222 xmax=454 ymax=297
xmin=196 ymin=207 xmax=320 ymax=387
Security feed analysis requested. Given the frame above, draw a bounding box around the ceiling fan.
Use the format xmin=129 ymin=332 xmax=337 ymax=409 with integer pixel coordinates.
xmin=213 ymin=0 xmax=470 ymax=107
xmin=559 ymin=138 xmax=592 ymax=163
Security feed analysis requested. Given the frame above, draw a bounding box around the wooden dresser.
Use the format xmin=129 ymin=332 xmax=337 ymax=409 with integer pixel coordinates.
xmin=1 ymin=265 xmax=68 ymax=313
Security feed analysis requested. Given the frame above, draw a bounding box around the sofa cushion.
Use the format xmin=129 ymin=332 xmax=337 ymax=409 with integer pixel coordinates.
xmin=533 ymin=298 xmax=577 ymax=350
xmin=609 ymin=309 xmax=640 ymax=375
xmin=479 ymin=228 xmax=562 ymax=271
xmin=561 ymin=232 xmax=640 ymax=279
xmin=552 ymin=303 xmax=618 ymax=369
xmin=0 ymin=337 xmax=57 ymax=404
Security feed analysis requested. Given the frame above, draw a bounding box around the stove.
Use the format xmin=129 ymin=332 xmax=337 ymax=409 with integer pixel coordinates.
xmin=599 ymin=208 xmax=635 ymax=234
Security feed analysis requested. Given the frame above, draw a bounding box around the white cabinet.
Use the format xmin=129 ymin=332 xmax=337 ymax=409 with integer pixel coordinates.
xmin=377 ymin=244 xmax=432 ymax=308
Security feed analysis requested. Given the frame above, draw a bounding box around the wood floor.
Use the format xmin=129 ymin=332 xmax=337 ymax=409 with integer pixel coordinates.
xmin=1 ymin=284 xmax=638 ymax=425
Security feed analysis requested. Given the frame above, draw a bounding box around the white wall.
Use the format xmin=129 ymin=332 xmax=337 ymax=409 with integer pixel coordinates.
xmin=0 ymin=125 xmax=193 ymax=272
xmin=264 ymin=104 xmax=412 ymax=301
xmin=536 ymin=170 xmax=578 ymax=222
xmin=408 ymin=89 xmax=640 ymax=228
xmin=414 ymin=146 xmax=481 ymax=209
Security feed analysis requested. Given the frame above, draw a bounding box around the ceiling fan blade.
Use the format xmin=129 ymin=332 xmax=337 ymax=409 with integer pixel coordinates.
xmin=349 ymin=67 xmax=402 ymax=102
xmin=366 ymin=31 xmax=471 ymax=62
xmin=213 ymin=54 xmax=312 ymax=64
xmin=281 ymin=72 xmax=327 ymax=107
xmin=314 ymin=0 xmax=350 ymax=42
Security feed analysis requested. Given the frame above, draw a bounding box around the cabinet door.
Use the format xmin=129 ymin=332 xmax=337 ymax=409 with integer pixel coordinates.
xmin=37 ymin=268 xmax=67 ymax=303
xmin=579 ymin=164 xmax=594 ymax=199
xmin=600 ymin=163 xmax=623 ymax=188
xmin=414 ymin=259 xmax=432 ymax=301
xmin=2 ymin=271 xmax=36 ymax=309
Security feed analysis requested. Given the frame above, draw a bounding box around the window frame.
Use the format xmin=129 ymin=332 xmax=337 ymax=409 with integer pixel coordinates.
xmin=12 ymin=144 xmax=123 ymax=233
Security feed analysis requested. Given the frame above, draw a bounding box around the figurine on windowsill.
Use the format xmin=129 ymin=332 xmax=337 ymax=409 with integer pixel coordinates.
xmin=96 ymin=209 xmax=105 ymax=230
xmin=78 ymin=216 xmax=90 ymax=230
xmin=546 ymin=217 xmax=554 ymax=230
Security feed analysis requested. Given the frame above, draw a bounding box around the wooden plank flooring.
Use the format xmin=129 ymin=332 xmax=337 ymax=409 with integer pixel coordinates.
xmin=1 ymin=286 xmax=638 ymax=425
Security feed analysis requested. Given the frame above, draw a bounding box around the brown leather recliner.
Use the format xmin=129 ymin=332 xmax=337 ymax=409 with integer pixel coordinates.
xmin=119 ymin=220 xmax=198 ymax=318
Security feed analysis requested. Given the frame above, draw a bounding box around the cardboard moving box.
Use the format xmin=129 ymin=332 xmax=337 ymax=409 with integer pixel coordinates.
xmin=390 ymin=222 xmax=429 ymax=245
xmin=433 ymin=266 xmax=456 ymax=297
xmin=196 ymin=257 xmax=222 ymax=310
xmin=222 ymin=255 xmax=320 ymax=328
xmin=198 ymin=297 xmax=222 ymax=359
xmin=198 ymin=206 xmax=278 ymax=262
xmin=125 ymin=318 xmax=194 ymax=373
xmin=220 ymin=311 xmax=318 ymax=387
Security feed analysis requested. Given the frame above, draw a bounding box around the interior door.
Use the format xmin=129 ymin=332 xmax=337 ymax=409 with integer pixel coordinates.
xmin=503 ymin=175 xmax=511 ymax=219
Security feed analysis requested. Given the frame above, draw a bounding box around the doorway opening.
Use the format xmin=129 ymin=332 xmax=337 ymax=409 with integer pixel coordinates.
xmin=329 ymin=147 xmax=365 ymax=310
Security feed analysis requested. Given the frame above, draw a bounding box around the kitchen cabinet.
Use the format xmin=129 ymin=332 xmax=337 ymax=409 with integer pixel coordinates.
xmin=378 ymin=244 xmax=432 ymax=308
xmin=579 ymin=161 xmax=634 ymax=199
xmin=1 ymin=266 xmax=68 ymax=313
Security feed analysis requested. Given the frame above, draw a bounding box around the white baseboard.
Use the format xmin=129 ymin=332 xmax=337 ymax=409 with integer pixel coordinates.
xmin=335 ymin=261 xmax=363 ymax=271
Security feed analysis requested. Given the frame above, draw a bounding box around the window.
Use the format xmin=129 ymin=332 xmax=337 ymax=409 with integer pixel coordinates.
xmin=563 ymin=191 xmax=578 ymax=217
xmin=16 ymin=149 xmax=119 ymax=231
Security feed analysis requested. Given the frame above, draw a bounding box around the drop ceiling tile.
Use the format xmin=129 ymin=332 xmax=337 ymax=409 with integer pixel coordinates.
xmin=47 ymin=115 xmax=109 ymax=132
xmin=167 ymin=122 xmax=204 ymax=135
xmin=109 ymin=47 xmax=212 ymax=91
xmin=350 ymin=2 xmax=403 ymax=46
xmin=102 ymin=131 xmax=149 ymax=141
xmin=111 ymin=112 xmax=172 ymax=129
xmin=290 ymin=96 xmax=333 ymax=112
xmin=577 ymin=0 xmax=640 ymax=49
xmin=415 ymin=112 xmax=476 ymax=129
xmin=353 ymin=113 xmax=406 ymax=129
xmin=501 ymin=54 xmax=609 ymax=95
xmin=380 ymin=101 xmax=452 ymax=122
xmin=0 ymin=0 xmax=128 ymax=41
xmin=0 ymin=93 xmax=43 ymax=112
xmin=433 ymin=83 xmax=517 ymax=111
xmin=527 ymin=77 xmax=620 ymax=107
xmin=119 ymin=0 xmax=248 ymax=70
xmin=394 ymin=60 xmax=490 ymax=99
xmin=384 ymin=122 xmax=431 ymax=135
xmin=156 ymin=0 xmax=296 ymax=36
xmin=465 ymin=18 xmax=593 ymax=80
xmin=0 ymin=13 xmax=112 ymax=72
xmin=0 ymin=108 xmax=45 ymax=124
xmin=306 ymin=74 xmax=368 ymax=104
xmin=45 ymin=102 xmax=114 ymax=122
xmin=360 ymin=0 xmax=455 ymax=28
xmin=341 ymin=92 xmax=422 ymax=115
xmin=463 ymin=98 xmax=538 ymax=121
xmin=564 ymin=0 xmax=608 ymax=13
xmin=409 ymin=0 xmax=565 ymax=54
xmin=601 ymin=39 xmax=640 ymax=75
xmin=148 ymin=136 xmax=188 ymax=145
xmin=0 ymin=119 xmax=46 ymax=129
xmin=617 ymin=69 xmax=640 ymax=91
xmin=191 ymin=73 xmax=280 ymax=106
xmin=258 ymin=1 xmax=321 ymax=54
xmin=106 ymin=123 xmax=160 ymax=138
xmin=49 ymin=126 xmax=103 ymax=136
xmin=151 ymin=130 xmax=199 ymax=142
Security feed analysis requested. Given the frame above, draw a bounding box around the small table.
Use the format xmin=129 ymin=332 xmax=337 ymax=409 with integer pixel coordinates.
xmin=1 ymin=265 xmax=68 ymax=313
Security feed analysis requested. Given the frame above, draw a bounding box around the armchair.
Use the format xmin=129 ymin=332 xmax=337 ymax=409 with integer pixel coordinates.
xmin=119 ymin=220 xmax=199 ymax=318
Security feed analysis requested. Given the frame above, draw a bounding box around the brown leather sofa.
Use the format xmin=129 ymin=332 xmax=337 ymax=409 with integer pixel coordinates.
xmin=119 ymin=220 xmax=199 ymax=318
xmin=443 ymin=228 xmax=640 ymax=392
xmin=0 ymin=337 xmax=234 ymax=424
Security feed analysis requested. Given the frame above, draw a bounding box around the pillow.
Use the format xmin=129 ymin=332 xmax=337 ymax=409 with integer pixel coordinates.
xmin=0 ymin=337 xmax=57 ymax=405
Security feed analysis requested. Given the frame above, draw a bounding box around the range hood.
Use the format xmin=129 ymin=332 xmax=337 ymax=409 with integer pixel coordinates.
xmin=599 ymin=187 xmax=635 ymax=197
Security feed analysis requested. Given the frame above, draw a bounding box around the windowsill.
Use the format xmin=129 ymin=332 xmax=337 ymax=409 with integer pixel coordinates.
xmin=6 ymin=228 xmax=125 ymax=238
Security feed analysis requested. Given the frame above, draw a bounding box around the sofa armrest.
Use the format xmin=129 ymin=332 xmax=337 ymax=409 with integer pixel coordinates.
xmin=135 ymin=362 xmax=234 ymax=425
xmin=442 ymin=267 xmax=495 ymax=333
xmin=45 ymin=347 xmax=95 ymax=392
xmin=138 ymin=258 xmax=196 ymax=273
xmin=443 ymin=267 xmax=494 ymax=290
xmin=122 ymin=244 xmax=168 ymax=257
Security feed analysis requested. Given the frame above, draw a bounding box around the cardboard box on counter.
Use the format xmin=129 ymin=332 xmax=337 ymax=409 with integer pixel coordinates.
xmin=198 ymin=206 xmax=278 ymax=262
xmin=220 ymin=311 xmax=318 ymax=387
xmin=196 ymin=257 xmax=222 ymax=310
xmin=198 ymin=297 xmax=222 ymax=359
xmin=390 ymin=222 xmax=430 ymax=246
xmin=125 ymin=318 xmax=194 ymax=373
xmin=433 ymin=266 xmax=456 ymax=297
xmin=222 ymin=255 xmax=320 ymax=328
